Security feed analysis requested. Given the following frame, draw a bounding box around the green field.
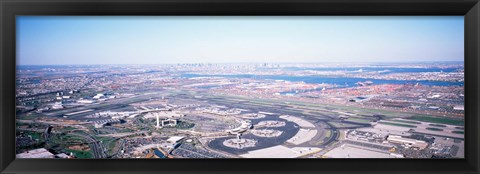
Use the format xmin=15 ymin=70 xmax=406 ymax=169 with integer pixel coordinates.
xmin=18 ymin=113 xmax=41 ymax=120
xmin=24 ymin=131 xmax=43 ymax=140
xmin=429 ymin=124 xmax=447 ymax=128
xmin=345 ymin=117 xmax=372 ymax=123
xmin=107 ymin=139 xmax=119 ymax=155
xmin=16 ymin=131 xmax=46 ymax=150
xmin=378 ymin=122 xmax=417 ymax=128
xmin=328 ymin=122 xmax=363 ymax=128
xmin=407 ymin=115 xmax=464 ymax=126
xmin=389 ymin=120 xmax=421 ymax=125
xmin=325 ymin=130 xmax=332 ymax=138
xmin=176 ymin=120 xmax=195 ymax=129
xmin=48 ymin=133 xmax=88 ymax=147
xmin=425 ymin=127 xmax=443 ymax=131
xmin=65 ymin=149 xmax=92 ymax=158
xmin=16 ymin=122 xmax=29 ymax=127
xmin=452 ymin=131 xmax=465 ymax=134
xmin=63 ymin=134 xmax=87 ymax=142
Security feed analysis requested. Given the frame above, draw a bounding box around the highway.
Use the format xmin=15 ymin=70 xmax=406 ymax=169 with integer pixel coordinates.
xmin=69 ymin=132 xmax=107 ymax=158
xmin=109 ymin=139 xmax=125 ymax=158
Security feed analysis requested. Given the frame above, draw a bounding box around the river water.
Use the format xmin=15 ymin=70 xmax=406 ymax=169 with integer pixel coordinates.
xmin=182 ymin=74 xmax=463 ymax=87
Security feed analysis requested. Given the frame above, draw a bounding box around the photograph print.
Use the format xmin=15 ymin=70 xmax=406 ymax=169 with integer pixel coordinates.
xmin=15 ymin=16 xmax=464 ymax=159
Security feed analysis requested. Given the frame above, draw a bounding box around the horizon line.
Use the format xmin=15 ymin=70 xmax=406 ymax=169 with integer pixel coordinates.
xmin=16 ymin=60 xmax=465 ymax=66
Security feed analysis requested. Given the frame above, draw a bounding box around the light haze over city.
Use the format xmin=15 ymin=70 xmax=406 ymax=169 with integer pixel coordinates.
xmin=17 ymin=16 xmax=464 ymax=65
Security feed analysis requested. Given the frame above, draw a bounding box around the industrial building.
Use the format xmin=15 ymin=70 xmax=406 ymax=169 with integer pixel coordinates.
xmin=387 ymin=135 xmax=429 ymax=149
xmin=94 ymin=118 xmax=123 ymax=128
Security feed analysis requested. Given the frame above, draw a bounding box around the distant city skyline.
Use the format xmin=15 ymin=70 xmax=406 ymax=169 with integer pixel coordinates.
xmin=17 ymin=16 xmax=464 ymax=65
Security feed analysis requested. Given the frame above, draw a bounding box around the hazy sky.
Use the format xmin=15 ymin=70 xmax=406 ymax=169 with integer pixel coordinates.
xmin=17 ymin=16 xmax=464 ymax=65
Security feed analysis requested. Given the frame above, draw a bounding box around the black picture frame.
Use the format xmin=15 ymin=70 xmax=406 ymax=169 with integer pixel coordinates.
xmin=1 ymin=0 xmax=479 ymax=174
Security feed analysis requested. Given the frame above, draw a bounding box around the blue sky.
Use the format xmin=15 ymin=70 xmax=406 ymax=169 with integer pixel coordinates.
xmin=17 ymin=16 xmax=464 ymax=65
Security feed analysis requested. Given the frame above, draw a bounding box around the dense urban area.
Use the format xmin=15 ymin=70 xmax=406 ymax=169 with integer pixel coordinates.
xmin=16 ymin=62 xmax=464 ymax=158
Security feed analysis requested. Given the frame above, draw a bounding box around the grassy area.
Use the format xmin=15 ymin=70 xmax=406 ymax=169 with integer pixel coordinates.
xmin=389 ymin=120 xmax=421 ymax=125
xmin=17 ymin=113 xmax=40 ymax=120
xmin=24 ymin=131 xmax=43 ymax=140
xmin=328 ymin=122 xmax=362 ymax=128
xmin=429 ymin=124 xmax=447 ymax=128
xmin=95 ymin=137 xmax=117 ymax=153
xmin=107 ymin=139 xmax=118 ymax=155
xmin=108 ymin=139 xmax=118 ymax=150
xmin=117 ymin=128 xmax=136 ymax=133
xmin=65 ymin=149 xmax=93 ymax=158
xmin=16 ymin=131 xmax=46 ymax=150
xmin=223 ymin=96 xmax=381 ymax=119
xmin=452 ymin=131 xmax=464 ymax=134
xmin=249 ymin=100 xmax=276 ymax=105
xmin=49 ymin=133 xmax=88 ymax=146
xmin=425 ymin=127 xmax=443 ymax=131
xmin=16 ymin=122 xmax=29 ymax=127
xmin=378 ymin=122 xmax=417 ymax=128
xmin=63 ymin=134 xmax=86 ymax=141
xmin=325 ymin=130 xmax=332 ymax=138
xmin=280 ymin=108 xmax=309 ymax=114
xmin=60 ymin=126 xmax=78 ymax=132
xmin=318 ymin=104 xmax=410 ymax=118
xmin=211 ymin=96 xmax=318 ymax=113
xmin=345 ymin=117 xmax=371 ymax=123
xmin=95 ymin=136 xmax=115 ymax=143
xmin=212 ymin=93 xmax=427 ymax=119
xmin=176 ymin=120 xmax=195 ymax=129
xmin=309 ymin=110 xmax=338 ymax=115
xmin=407 ymin=115 xmax=464 ymax=126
